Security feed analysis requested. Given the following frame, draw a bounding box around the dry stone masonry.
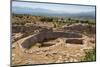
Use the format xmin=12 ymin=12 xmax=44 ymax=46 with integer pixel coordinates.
xmin=21 ymin=29 xmax=83 ymax=49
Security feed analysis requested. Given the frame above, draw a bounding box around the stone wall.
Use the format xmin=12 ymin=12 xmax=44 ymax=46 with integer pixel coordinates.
xmin=63 ymin=23 xmax=96 ymax=34
xmin=21 ymin=31 xmax=82 ymax=49
xmin=12 ymin=25 xmax=41 ymax=33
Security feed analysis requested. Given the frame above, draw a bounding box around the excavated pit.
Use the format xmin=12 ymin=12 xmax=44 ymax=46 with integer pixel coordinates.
xmin=21 ymin=31 xmax=83 ymax=49
xmin=65 ymin=38 xmax=83 ymax=44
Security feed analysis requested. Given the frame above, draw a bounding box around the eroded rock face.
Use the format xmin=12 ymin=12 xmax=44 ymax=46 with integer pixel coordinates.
xmin=21 ymin=30 xmax=82 ymax=49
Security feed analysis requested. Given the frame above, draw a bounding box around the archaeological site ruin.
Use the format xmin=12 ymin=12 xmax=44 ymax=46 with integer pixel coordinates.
xmin=11 ymin=1 xmax=96 ymax=66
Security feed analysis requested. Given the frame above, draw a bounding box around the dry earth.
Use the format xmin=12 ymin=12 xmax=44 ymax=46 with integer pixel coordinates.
xmin=12 ymin=23 xmax=96 ymax=66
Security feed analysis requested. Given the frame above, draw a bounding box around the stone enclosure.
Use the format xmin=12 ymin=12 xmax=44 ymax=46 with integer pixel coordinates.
xmin=21 ymin=29 xmax=83 ymax=49
xmin=12 ymin=23 xmax=96 ymax=65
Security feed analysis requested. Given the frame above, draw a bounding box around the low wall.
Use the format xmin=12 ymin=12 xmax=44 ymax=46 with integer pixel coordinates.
xmin=63 ymin=23 xmax=96 ymax=34
xmin=21 ymin=31 xmax=82 ymax=49
xmin=12 ymin=25 xmax=42 ymax=33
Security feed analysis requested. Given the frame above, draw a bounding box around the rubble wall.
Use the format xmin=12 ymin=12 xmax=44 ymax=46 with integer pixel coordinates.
xmin=21 ymin=31 xmax=82 ymax=49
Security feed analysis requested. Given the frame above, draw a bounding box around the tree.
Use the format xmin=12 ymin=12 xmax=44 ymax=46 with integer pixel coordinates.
xmin=68 ymin=18 xmax=71 ymax=22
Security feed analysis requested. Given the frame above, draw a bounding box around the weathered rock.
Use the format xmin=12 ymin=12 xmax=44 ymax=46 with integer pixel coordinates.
xmin=12 ymin=54 xmax=16 ymax=57
xmin=12 ymin=33 xmax=24 ymax=42
xmin=42 ymin=42 xmax=56 ymax=47
xmin=55 ymin=60 xmax=63 ymax=63
xmin=12 ymin=45 xmax=16 ymax=49
xmin=28 ymin=50 xmax=33 ymax=54
xmin=26 ymin=59 xmax=34 ymax=64
xmin=12 ymin=57 xmax=15 ymax=61
xmin=35 ymin=43 xmax=42 ymax=47
xmin=73 ymin=59 xmax=79 ymax=62
xmin=64 ymin=61 xmax=69 ymax=62
xmin=69 ymin=58 xmax=74 ymax=62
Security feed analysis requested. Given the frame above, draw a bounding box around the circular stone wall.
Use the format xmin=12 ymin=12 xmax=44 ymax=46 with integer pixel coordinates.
xmin=21 ymin=31 xmax=82 ymax=49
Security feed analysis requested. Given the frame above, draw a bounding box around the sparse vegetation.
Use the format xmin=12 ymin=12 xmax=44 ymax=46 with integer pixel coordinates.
xmin=12 ymin=14 xmax=95 ymax=27
xmin=12 ymin=13 xmax=96 ymax=65
xmin=82 ymin=47 xmax=96 ymax=61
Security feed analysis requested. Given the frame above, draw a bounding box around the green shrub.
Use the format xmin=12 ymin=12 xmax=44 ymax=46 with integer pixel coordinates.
xmin=82 ymin=47 xmax=96 ymax=61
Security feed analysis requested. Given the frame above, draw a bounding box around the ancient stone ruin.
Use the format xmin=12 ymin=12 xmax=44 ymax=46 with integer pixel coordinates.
xmin=21 ymin=29 xmax=83 ymax=49
xmin=12 ymin=23 xmax=96 ymax=65
xmin=63 ymin=23 xmax=96 ymax=34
